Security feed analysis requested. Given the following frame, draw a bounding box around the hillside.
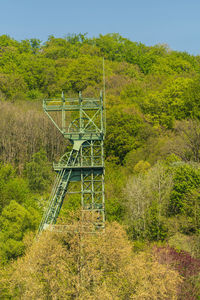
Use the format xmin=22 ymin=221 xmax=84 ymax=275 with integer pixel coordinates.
xmin=1 ymin=33 xmax=200 ymax=298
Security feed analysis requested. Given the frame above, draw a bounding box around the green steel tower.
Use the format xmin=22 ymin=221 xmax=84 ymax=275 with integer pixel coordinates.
xmin=38 ymin=92 xmax=105 ymax=233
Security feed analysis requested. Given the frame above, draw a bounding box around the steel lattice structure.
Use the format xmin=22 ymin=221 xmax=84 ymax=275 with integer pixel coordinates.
xmin=38 ymin=92 xmax=105 ymax=233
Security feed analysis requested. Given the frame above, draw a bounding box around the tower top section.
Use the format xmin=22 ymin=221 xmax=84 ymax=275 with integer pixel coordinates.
xmin=43 ymin=91 xmax=105 ymax=141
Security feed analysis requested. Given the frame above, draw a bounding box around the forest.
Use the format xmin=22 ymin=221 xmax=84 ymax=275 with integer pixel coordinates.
xmin=1 ymin=33 xmax=200 ymax=298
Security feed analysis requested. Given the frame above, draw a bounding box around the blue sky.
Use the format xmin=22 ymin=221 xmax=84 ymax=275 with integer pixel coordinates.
xmin=1 ymin=0 xmax=200 ymax=54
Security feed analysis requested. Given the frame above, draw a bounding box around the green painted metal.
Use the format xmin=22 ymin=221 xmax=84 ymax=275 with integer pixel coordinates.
xmin=38 ymin=92 xmax=105 ymax=233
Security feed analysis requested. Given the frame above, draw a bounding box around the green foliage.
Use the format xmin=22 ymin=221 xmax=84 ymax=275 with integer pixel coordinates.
xmin=2 ymin=177 xmax=29 ymax=206
xmin=138 ymin=77 xmax=194 ymax=128
xmin=168 ymin=233 xmax=195 ymax=254
xmin=57 ymin=194 xmax=81 ymax=223
xmin=26 ymin=88 xmax=43 ymax=100
xmin=0 ymin=164 xmax=15 ymax=184
xmin=0 ymin=73 xmax=27 ymax=100
xmin=105 ymin=106 xmax=144 ymax=163
xmin=125 ymin=161 xmax=200 ymax=242
xmin=182 ymin=76 xmax=200 ymax=119
xmin=0 ymin=35 xmax=19 ymax=47
xmin=62 ymin=56 xmax=103 ymax=92
xmin=169 ymin=164 xmax=200 ymax=215
xmin=0 ymin=200 xmax=39 ymax=264
xmin=105 ymin=162 xmax=126 ymax=222
xmin=24 ymin=150 xmax=53 ymax=193
xmin=145 ymin=201 xmax=168 ymax=241
xmin=133 ymin=160 xmax=151 ymax=174
xmin=0 ymin=164 xmax=30 ymax=212
xmin=124 ymin=135 xmax=167 ymax=170
xmin=29 ymin=38 xmax=41 ymax=54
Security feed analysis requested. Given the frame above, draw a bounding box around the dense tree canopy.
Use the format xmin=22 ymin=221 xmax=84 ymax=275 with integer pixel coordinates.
xmin=1 ymin=33 xmax=200 ymax=298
